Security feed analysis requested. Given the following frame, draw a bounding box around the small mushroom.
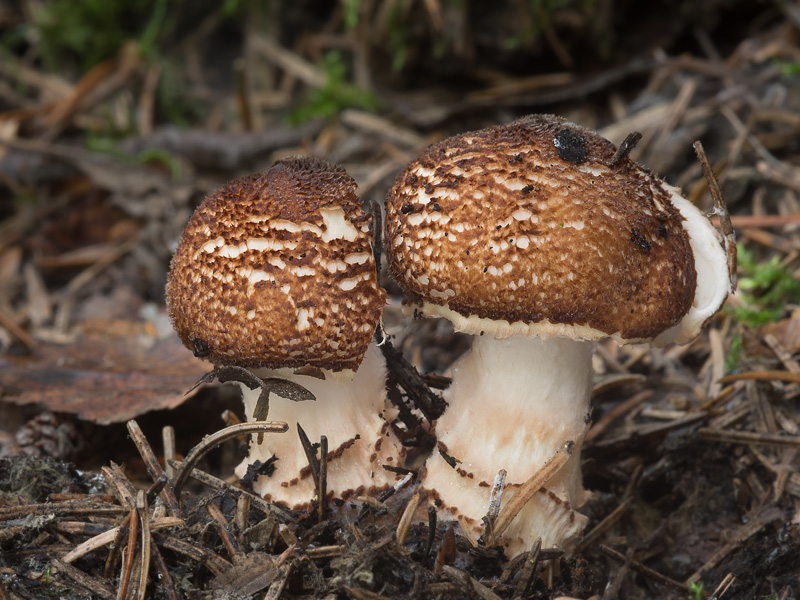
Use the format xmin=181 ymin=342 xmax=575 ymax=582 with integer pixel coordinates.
xmin=384 ymin=115 xmax=731 ymax=555
xmin=166 ymin=156 xmax=402 ymax=510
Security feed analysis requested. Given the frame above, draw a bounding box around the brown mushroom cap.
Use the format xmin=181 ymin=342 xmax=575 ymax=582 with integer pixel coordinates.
xmin=166 ymin=156 xmax=386 ymax=371
xmin=385 ymin=114 xmax=697 ymax=342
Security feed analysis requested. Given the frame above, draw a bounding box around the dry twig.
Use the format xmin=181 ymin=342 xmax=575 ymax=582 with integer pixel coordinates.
xmin=127 ymin=420 xmax=180 ymax=515
xmin=694 ymin=140 xmax=737 ymax=289
xmin=171 ymin=421 xmax=288 ymax=495
xmin=600 ymin=545 xmax=691 ymax=595
xmin=492 ymin=442 xmax=573 ymax=537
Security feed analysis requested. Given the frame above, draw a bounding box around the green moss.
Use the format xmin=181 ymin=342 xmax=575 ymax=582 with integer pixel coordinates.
xmin=287 ymin=50 xmax=380 ymax=124
xmin=2 ymin=0 xmax=219 ymax=128
xmin=32 ymin=0 xmax=173 ymax=71
xmin=724 ymin=244 xmax=800 ymax=372
xmin=729 ymin=244 xmax=800 ymax=328
xmin=86 ymin=135 xmax=183 ymax=180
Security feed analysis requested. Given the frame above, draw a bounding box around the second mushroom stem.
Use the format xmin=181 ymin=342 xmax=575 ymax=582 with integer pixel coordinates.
xmin=421 ymin=334 xmax=593 ymax=554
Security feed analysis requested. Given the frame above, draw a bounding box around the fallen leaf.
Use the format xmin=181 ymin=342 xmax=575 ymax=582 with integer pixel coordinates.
xmin=0 ymin=316 xmax=208 ymax=424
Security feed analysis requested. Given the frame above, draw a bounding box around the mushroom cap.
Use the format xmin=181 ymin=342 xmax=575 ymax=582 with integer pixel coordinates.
xmin=385 ymin=114 xmax=724 ymax=343
xmin=166 ymin=156 xmax=386 ymax=371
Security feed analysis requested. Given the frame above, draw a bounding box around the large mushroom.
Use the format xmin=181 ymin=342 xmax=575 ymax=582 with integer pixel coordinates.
xmin=384 ymin=115 xmax=731 ymax=555
xmin=166 ymin=156 xmax=402 ymax=510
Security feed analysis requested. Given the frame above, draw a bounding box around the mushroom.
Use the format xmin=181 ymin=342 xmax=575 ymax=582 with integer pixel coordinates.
xmin=384 ymin=115 xmax=731 ymax=555
xmin=166 ymin=156 xmax=402 ymax=510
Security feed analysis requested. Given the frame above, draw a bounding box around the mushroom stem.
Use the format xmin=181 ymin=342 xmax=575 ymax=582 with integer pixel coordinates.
xmin=423 ymin=334 xmax=592 ymax=555
xmin=235 ymin=345 xmax=402 ymax=508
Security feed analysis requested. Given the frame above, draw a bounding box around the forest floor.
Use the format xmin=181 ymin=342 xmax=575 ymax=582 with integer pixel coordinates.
xmin=1 ymin=1 xmax=800 ymax=598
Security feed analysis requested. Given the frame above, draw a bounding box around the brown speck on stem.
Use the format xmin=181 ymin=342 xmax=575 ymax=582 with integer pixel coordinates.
xmin=438 ymin=446 xmax=459 ymax=469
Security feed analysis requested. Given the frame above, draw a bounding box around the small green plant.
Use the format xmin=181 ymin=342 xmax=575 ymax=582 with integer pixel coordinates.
xmin=724 ymin=333 xmax=744 ymax=373
xmin=287 ymin=50 xmax=380 ymax=124
xmin=86 ymin=136 xmax=183 ymax=180
xmin=689 ymin=581 xmax=704 ymax=600
xmin=778 ymin=60 xmax=800 ymax=77
xmin=505 ymin=0 xmax=597 ymax=49
xmin=724 ymin=243 xmax=800 ymax=371
xmin=30 ymin=0 xmax=175 ymax=71
xmin=730 ymin=244 xmax=800 ymax=328
xmin=342 ymin=0 xmax=364 ymax=32
xmin=1 ymin=0 xmax=222 ymax=130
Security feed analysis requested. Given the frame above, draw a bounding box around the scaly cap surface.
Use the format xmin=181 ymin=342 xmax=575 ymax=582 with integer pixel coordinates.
xmin=386 ymin=114 xmax=703 ymax=342
xmin=167 ymin=156 xmax=386 ymax=371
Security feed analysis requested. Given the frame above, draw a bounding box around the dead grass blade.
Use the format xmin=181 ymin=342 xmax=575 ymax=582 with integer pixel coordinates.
xmin=171 ymin=421 xmax=288 ymax=495
xmin=51 ymin=559 xmax=115 ymax=600
xmin=698 ymin=427 xmax=800 ymax=448
xmin=127 ymin=420 xmax=180 ymax=515
xmin=718 ymin=370 xmax=800 ymax=384
xmin=492 ymin=441 xmax=574 ymax=538
xmin=396 ymin=492 xmax=421 ymax=546
xmin=135 ymin=492 xmax=151 ymax=600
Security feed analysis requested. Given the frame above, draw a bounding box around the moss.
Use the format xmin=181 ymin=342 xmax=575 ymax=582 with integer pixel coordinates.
xmin=0 ymin=455 xmax=85 ymax=502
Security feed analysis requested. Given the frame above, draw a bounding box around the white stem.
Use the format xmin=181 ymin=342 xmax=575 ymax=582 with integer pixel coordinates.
xmin=423 ymin=335 xmax=592 ymax=554
xmin=234 ymin=345 xmax=402 ymax=509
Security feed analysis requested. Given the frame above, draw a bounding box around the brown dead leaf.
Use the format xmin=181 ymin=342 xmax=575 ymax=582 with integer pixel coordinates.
xmin=0 ymin=316 xmax=207 ymax=424
xmin=760 ymin=316 xmax=800 ymax=355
